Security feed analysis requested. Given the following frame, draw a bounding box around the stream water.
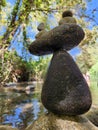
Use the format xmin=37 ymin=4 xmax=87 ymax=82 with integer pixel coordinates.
xmin=0 ymin=82 xmax=45 ymax=130
xmin=0 ymin=82 xmax=98 ymax=130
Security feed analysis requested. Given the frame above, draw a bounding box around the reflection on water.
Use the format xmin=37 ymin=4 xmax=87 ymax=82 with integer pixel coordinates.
xmin=0 ymin=82 xmax=98 ymax=130
xmin=0 ymin=82 xmax=45 ymax=130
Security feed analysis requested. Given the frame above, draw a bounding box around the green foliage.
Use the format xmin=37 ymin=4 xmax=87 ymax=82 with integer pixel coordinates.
xmin=76 ymin=43 xmax=98 ymax=73
xmin=76 ymin=27 xmax=98 ymax=73
xmin=30 ymin=56 xmax=51 ymax=80
xmin=0 ymin=48 xmax=51 ymax=84
xmin=89 ymin=62 xmax=98 ymax=88
xmin=89 ymin=62 xmax=98 ymax=81
xmin=80 ymin=27 xmax=98 ymax=46
xmin=0 ymin=50 xmax=21 ymax=83
xmin=0 ymin=0 xmax=6 ymax=9
xmin=10 ymin=0 xmax=20 ymax=25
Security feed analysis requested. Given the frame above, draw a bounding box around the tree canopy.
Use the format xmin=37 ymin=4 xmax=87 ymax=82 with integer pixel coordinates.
xmin=0 ymin=0 xmax=98 ymax=84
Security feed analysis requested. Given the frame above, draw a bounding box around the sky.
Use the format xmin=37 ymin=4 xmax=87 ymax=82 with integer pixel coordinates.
xmin=7 ymin=0 xmax=16 ymax=4
xmin=3 ymin=0 xmax=98 ymax=60
xmin=85 ymin=0 xmax=98 ymax=26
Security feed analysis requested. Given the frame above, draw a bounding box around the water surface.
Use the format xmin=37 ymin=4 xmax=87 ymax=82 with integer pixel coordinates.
xmin=0 ymin=82 xmax=45 ymax=130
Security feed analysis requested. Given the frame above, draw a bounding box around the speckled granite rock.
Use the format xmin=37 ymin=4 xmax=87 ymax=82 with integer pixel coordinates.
xmin=29 ymin=24 xmax=85 ymax=56
xmin=41 ymin=50 xmax=92 ymax=115
xmin=25 ymin=113 xmax=98 ymax=130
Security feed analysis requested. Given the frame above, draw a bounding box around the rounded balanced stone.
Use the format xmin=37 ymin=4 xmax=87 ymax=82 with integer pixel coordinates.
xmin=41 ymin=50 xmax=92 ymax=116
xmin=29 ymin=24 xmax=85 ymax=56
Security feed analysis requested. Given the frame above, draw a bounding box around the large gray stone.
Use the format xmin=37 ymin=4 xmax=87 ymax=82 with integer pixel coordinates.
xmin=29 ymin=24 xmax=85 ymax=56
xmin=25 ymin=113 xmax=98 ymax=130
xmin=41 ymin=50 xmax=92 ymax=115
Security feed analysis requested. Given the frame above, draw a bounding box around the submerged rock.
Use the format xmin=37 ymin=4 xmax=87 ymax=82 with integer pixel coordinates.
xmin=29 ymin=24 xmax=85 ymax=56
xmin=25 ymin=113 xmax=98 ymax=130
xmin=41 ymin=50 xmax=92 ymax=115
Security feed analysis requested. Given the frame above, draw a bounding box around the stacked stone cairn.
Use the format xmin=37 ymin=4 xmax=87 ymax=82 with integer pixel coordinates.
xmin=29 ymin=13 xmax=92 ymax=116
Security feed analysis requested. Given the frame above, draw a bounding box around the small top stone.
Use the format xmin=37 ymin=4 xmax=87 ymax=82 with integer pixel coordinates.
xmin=35 ymin=22 xmax=48 ymax=39
xmin=59 ymin=10 xmax=77 ymax=25
xmin=37 ymin=23 xmax=45 ymax=31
